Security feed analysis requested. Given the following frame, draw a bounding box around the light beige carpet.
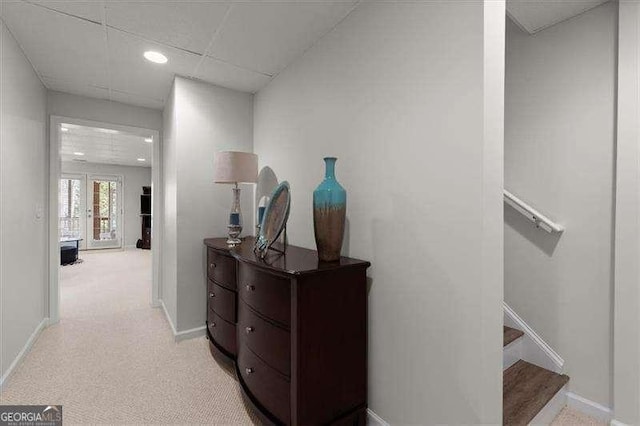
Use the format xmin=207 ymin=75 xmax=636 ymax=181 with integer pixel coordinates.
xmin=0 ymin=249 xmax=258 ymax=425
xmin=551 ymin=407 xmax=607 ymax=425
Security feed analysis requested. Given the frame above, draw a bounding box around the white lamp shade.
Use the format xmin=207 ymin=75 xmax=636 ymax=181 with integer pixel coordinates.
xmin=213 ymin=151 xmax=258 ymax=184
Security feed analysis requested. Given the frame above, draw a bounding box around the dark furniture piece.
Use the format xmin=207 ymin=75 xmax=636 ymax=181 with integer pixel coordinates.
xmin=140 ymin=186 xmax=151 ymax=249
xmin=204 ymin=237 xmax=370 ymax=426
xmin=60 ymin=238 xmax=82 ymax=265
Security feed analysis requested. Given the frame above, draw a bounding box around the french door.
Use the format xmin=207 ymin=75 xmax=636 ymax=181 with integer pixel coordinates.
xmin=86 ymin=175 xmax=122 ymax=249
xmin=59 ymin=174 xmax=123 ymax=250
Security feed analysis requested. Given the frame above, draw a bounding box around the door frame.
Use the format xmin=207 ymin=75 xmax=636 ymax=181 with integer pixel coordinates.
xmin=49 ymin=116 xmax=162 ymax=324
xmin=85 ymin=174 xmax=124 ymax=250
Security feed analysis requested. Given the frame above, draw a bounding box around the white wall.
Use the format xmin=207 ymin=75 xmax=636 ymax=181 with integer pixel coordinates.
xmin=161 ymin=83 xmax=177 ymax=325
xmin=253 ymin=2 xmax=505 ymax=423
xmin=504 ymin=2 xmax=616 ymax=408
xmin=61 ymin=162 xmax=151 ymax=248
xmin=0 ymin=21 xmax=47 ymax=382
xmin=613 ymin=1 xmax=640 ymax=423
xmin=163 ymin=77 xmax=253 ymax=332
xmin=47 ymin=91 xmax=162 ymax=132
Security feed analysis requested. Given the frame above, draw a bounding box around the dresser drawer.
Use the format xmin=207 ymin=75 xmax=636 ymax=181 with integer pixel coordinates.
xmin=207 ymin=249 xmax=236 ymax=290
xmin=208 ymin=280 xmax=236 ymax=323
xmin=207 ymin=310 xmax=236 ymax=356
xmin=238 ymin=263 xmax=291 ymax=327
xmin=238 ymin=301 xmax=290 ymax=376
xmin=238 ymin=343 xmax=290 ymax=424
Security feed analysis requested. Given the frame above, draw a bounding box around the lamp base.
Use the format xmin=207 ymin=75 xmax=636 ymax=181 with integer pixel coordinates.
xmin=226 ymin=238 xmax=241 ymax=246
xmin=227 ymin=223 xmax=242 ymax=246
xmin=227 ymin=185 xmax=243 ymax=246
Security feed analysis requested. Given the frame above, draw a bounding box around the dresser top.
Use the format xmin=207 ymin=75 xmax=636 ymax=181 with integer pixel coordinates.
xmin=204 ymin=237 xmax=370 ymax=276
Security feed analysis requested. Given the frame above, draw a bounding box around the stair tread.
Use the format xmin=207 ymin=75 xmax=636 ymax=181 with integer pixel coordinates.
xmin=504 ymin=326 xmax=524 ymax=347
xmin=503 ymin=360 xmax=569 ymax=425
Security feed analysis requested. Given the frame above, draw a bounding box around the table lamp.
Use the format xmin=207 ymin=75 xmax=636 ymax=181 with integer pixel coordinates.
xmin=213 ymin=151 xmax=258 ymax=245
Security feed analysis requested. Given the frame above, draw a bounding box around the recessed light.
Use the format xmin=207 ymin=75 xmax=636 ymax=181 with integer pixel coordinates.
xmin=137 ymin=158 xmax=146 ymax=162
xmin=144 ymin=51 xmax=168 ymax=64
xmin=74 ymin=152 xmax=85 ymax=156
xmin=61 ymin=127 xmax=69 ymax=132
xmin=144 ymin=137 xmax=152 ymax=143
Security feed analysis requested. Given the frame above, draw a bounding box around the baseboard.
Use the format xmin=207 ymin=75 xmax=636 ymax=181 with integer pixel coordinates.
xmin=611 ymin=420 xmax=629 ymax=426
xmin=530 ymin=385 xmax=567 ymax=425
xmin=367 ymin=408 xmax=389 ymax=426
xmin=566 ymin=392 xmax=612 ymax=423
xmin=0 ymin=317 xmax=48 ymax=389
xmin=159 ymin=299 xmax=178 ymax=336
xmin=503 ymin=302 xmax=564 ymax=373
xmin=175 ymin=325 xmax=206 ymax=342
xmin=158 ymin=299 xmax=206 ymax=342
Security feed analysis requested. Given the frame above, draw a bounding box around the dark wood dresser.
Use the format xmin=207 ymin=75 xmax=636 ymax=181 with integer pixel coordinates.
xmin=204 ymin=237 xmax=370 ymax=426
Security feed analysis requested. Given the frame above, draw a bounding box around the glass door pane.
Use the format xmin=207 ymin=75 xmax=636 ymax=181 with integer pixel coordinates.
xmin=87 ymin=176 xmax=122 ymax=249
xmin=59 ymin=176 xmax=86 ymax=249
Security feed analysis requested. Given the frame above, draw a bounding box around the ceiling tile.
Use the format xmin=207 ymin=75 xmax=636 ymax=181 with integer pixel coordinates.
xmin=42 ymin=77 xmax=110 ymax=101
xmin=1 ymin=1 xmax=108 ymax=87
xmin=194 ymin=56 xmax=272 ymax=93
xmin=61 ymin=124 xmax=152 ymax=167
xmin=507 ymin=0 xmax=610 ymax=34
xmin=23 ymin=0 xmax=103 ymax=23
xmin=105 ymin=1 xmax=230 ymax=54
xmin=3 ymin=0 xmax=364 ymax=108
xmin=0 ymin=1 xmax=19 ymax=19
xmin=109 ymin=89 xmax=164 ymax=111
xmin=209 ymin=1 xmax=357 ymax=75
xmin=107 ymin=28 xmax=200 ymax=107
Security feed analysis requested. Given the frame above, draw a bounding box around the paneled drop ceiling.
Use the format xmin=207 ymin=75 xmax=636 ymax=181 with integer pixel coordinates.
xmin=0 ymin=0 xmax=358 ymax=109
xmin=61 ymin=123 xmax=153 ymax=167
xmin=1 ymin=1 xmax=613 ymax=110
xmin=507 ymin=0 xmax=611 ymax=34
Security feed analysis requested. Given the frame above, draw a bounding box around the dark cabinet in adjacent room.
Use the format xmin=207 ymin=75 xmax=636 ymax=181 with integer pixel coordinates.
xmin=140 ymin=186 xmax=151 ymax=249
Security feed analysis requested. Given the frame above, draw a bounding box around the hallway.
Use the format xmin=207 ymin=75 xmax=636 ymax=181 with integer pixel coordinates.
xmin=0 ymin=249 xmax=257 ymax=424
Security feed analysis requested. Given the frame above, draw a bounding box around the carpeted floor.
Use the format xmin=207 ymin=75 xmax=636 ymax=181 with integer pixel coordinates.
xmin=551 ymin=407 xmax=607 ymax=425
xmin=0 ymin=249 xmax=258 ymax=424
xmin=0 ymin=249 xmax=607 ymax=425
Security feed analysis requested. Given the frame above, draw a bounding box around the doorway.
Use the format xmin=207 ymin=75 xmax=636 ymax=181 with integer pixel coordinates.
xmin=49 ymin=116 xmax=162 ymax=324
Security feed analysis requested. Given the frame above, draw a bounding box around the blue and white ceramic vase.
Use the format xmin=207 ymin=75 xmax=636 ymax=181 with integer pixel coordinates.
xmin=313 ymin=157 xmax=346 ymax=262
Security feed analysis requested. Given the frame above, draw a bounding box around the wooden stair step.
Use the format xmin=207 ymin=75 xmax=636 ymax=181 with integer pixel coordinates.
xmin=503 ymin=360 xmax=569 ymax=425
xmin=504 ymin=326 xmax=524 ymax=347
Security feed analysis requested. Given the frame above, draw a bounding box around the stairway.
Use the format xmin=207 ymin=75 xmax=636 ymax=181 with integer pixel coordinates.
xmin=503 ymin=326 xmax=569 ymax=425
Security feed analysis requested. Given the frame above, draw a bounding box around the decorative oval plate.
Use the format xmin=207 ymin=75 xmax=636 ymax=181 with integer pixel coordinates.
xmin=255 ymin=181 xmax=291 ymax=257
xmin=255 ymin=166 xmax=279 ymax=210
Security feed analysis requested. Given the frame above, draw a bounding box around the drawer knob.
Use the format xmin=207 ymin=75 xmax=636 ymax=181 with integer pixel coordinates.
xmin=209 ymin=292 xmax=215 ymax=298
xmin=211 ymin=322 xmax=216 ymax=327
xmin=245 ymin=284 xmax=255 ymax=291
xmin=210 ymin=263 xmax=216 ymax=269
xmin=245 ymin=326 xmax=254 ymax=334
xmin=245 ymin=367 xmax=254 ymax=375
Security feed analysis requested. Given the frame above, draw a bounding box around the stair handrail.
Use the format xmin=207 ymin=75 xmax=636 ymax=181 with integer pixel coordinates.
xmin=503 ymin=189 xmax=564 ymax=234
